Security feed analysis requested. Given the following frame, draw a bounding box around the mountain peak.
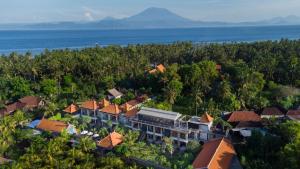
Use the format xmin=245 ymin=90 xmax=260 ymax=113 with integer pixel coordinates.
xmin=126 ymin=7 xmax=191 ymax=22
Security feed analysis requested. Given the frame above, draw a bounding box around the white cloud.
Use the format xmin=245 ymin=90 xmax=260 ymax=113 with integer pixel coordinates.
xmin=84 ymin=11 xmax=94 ymax=21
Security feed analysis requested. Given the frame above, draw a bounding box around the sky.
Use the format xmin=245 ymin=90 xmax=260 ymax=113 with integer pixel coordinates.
xmin=1 ymin=0 xmax=300 ymax=23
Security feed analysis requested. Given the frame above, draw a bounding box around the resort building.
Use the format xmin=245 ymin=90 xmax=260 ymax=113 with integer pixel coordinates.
xmin=127 ymin=107 xmax=215 ymax=146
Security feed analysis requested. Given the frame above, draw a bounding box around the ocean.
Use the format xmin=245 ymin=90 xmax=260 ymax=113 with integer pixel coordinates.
xmin=1 ymin=25 xmax=300 ymax=55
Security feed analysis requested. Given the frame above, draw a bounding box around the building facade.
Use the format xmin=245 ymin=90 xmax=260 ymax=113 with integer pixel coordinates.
xmin=79 ymin=104 xmax=217 ymax=146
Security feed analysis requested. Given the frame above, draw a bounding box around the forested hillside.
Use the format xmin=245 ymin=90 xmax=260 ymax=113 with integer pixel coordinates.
xmin=1 ymin=40 xmax=300 ymax=113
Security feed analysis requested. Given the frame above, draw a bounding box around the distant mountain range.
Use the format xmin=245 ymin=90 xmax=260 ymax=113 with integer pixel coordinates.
xmin=2 ymin=7 xmax=300 ymax=30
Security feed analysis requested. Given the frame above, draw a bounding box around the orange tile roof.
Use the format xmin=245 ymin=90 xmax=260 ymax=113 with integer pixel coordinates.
xmin=156 ymin=64 xmax=166 ymax=73
xmin=228 ymin=111 xmax=261 ymax=122
xmin=97 ymin=131 xmax=123 ymax=149
xmin=192 ymin=138 xmax=236 ymax=169
xmin=100 ymin=104 xmax=121 ymax=115
xmin=149 ymin=64 xmax=166 ymax=74
xmin=200 ymin=112 xmax=214 ymax=123
xmin=122 ymin=103 xmax=131 ymax=112
xmin=63 ymin=104 xmax=79 ymax=114
xmin=149 ymin=69 xmax=157 ymax=74
xmin=19 ymin=96 xmax=42 ymax=108
xmin=121 ymin=99 xmax=140 ymax=111
xmin=261 ymin=107 xmax=283 ymax=116
xmin=37 ymin=118 xmax=68 ymax=133
xmin=81 ymin=100 xmax=98 ymax=110
xmin=99 ymin=99 xmax=110 ymax=108
xmin=125 ymin=108 xmax=139 ymax=118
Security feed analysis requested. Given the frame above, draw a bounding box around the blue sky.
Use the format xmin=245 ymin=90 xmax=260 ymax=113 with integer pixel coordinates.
xmin=1 ymin=0 xmax=300 ymax=23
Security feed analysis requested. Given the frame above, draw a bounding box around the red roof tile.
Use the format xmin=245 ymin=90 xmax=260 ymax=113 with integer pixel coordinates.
xmin=99 ymin=99 xmax=110 ymax=108
xmin=100 ymin=104 xmax=121 ymax=115
xmin=19 ymin=96 xmax=42 ymax=108
xmin=125 ymin=108 xmax=139 ymax=118
xmin=63 ymin=104 xmax=79 ymax=114
xmin=200 ymin=112 xmax=214 ymax=123
xmin=261 ymin=107 xmax=283 ymax=116
xmin=149 ymin=64 xmax=166 ymax=74
xmin=81 ymin=100 xmax=98 ymax=110
xmin=97 ymin=131 xmax=123 ymax=149
xmin=120 ymin=99 xmax=140 ymax=111
xmin=192 ymin=138 xmax=236 ymax=169
xmin=228 ymin=111 xmax=261 ymax=122
xmin=37 ymin=118 xmax=68 ymax=133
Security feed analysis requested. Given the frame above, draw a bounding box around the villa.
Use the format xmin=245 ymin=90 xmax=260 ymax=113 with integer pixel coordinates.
xmin=76 ymin=97 xmax=217 ymax=147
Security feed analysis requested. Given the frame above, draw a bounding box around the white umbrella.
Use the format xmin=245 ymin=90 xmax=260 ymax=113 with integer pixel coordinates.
xmin=87 ymin=132 xmax=93 ymax=136
xmin=93 ymin=134 xmax=99 ymax=138
xmin=80 ymin=130 xmax=88 ymax=135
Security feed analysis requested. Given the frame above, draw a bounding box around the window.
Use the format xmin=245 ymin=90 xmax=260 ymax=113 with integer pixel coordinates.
xmin=180 ymin=133 xmax=187 ymax=139
xmin=155 ymin=127 xmax=162 ymax=134
xmin=148 ymin=125 xmax=154 ymax=132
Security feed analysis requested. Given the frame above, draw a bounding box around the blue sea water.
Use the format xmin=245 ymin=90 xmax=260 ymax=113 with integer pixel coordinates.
xmin=1 ymin=25 xmax=300 ymax=55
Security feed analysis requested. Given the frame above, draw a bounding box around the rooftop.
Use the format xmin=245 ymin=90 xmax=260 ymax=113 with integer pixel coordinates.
xmin=137 ymin=107 xmax=181 ymax=121
xmin=99 ymin=99 xmax=110 ymax=108
xmin=228 ymin=111 xmax=261 ymax=123
xmin=97 ymin=131 xmax=123 ymax=149
xmin=63 ymin=104 xmax=79 ymax=114
xmin=192 ymin=138 xmax=238 ymax=169
xmin=200 ymin=112 xmax=214 ymax=123
xmin=100 ymin=104 xmax=121 ymax=115
xmin=19 ymin=96 xmax=42 ymax=108
xmin=108 ymin=88 xmax=123 ymax=98
xmin=80 ymin=100 xmax=98 ymax=110
xmin=261 ymin=107 xmax=283 ymax=116
xmin=36 ymin=118 xmax=69 ymax=133
xmin=125 ymin=108 xmax=139 ymax=118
